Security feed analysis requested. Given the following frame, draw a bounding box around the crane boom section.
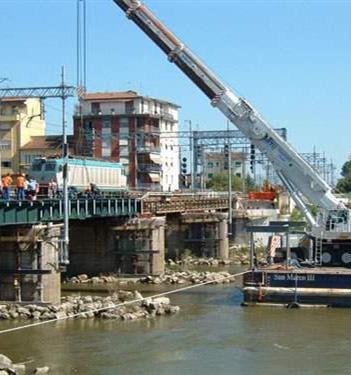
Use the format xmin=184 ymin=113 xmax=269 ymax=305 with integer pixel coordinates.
xmin=113 ymin=0 xmax=341 ymax=211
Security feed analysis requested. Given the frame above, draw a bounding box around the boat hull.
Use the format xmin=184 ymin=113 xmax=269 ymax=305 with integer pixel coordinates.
xmin=242 ymin=268 xmax=351 ymax=307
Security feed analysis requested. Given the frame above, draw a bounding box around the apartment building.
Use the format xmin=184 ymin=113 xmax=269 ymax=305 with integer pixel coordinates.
xmin=0 ymin=98 xmax=45 ymax=174
xmin=203 ymin=151 xmax=245 ymax=182
xmin=73 ymin=91 xmax=180 ymax=191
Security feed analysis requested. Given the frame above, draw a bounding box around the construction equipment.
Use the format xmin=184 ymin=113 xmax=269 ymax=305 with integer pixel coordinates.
xmin=112 ymin=0 xmax=351 ymax=265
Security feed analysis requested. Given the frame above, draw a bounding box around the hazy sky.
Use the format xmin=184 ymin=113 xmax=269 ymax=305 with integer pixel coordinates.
xmin=0 ymin=0 xmax=350 ymax=174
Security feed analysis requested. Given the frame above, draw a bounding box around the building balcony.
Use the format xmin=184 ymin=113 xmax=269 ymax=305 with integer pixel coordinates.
xmin=138 ymin=164 xmax=162 ymax=173
xmin=0 ymin=113 xmax=19 ymax=122
xmin=137 ymin=146 xmax=161 ymax=153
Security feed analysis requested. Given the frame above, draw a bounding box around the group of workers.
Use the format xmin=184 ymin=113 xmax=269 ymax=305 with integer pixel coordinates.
xmin=1 ymin=173 xmax=43 ymax=201
xmin=1 ymin=174 xmax=100 ymax=201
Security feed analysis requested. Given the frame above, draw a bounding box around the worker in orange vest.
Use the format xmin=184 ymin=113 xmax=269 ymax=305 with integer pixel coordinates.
xmin=2 ymin=173 xmax=13 ymax=200
xmin=16 ymin=173 xmax=26 ymax=200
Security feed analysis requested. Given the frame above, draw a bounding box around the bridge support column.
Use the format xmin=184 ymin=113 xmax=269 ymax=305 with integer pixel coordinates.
xmin=150 ymin=221 xmax=165 ymax=275
xmin=0 ymin=224 xmax=61 ymax=304
xmin=114 ymin=217 xmax=166 ymax=275
xmin=180 ymin=212 xmax=229 ymax=259
xmin=218 ymin=215 xmax=229 ymax=259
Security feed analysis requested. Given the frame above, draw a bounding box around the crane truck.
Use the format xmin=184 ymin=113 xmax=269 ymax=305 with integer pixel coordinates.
xmin=112 ymin=0 xmax=351 ymax=268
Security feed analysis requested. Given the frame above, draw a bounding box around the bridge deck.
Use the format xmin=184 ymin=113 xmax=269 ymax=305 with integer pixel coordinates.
xmin=0 ymin=198 xmax=141 ymax=226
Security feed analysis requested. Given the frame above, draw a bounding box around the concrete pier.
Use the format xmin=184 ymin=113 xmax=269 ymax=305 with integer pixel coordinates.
xmin=69 ymin=217 xmax=166 ymax=276
xmin=167 ymin=212 xmax=229 ymax=259
xmin=0 ymin=224 xmax=61 ymax=304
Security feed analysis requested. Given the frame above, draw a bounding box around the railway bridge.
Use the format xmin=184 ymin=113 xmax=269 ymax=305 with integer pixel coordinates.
xmin=0 ymin=192 xmax=277 ymax=305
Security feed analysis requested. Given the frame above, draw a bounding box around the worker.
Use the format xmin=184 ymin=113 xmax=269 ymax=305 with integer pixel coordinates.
xmin=27 ymin=176 xmax=39 ymax=201
xmin=48 ymin=178 xmax=58 ymax=199
xmin=2 ymin=173 xmax=13 ymax=201
xmin=16 ymin=173 xmax=26 ymax=200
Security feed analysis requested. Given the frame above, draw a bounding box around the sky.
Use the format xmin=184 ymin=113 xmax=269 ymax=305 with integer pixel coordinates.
xmin=0 ymin=0 xmax=350 ymax=175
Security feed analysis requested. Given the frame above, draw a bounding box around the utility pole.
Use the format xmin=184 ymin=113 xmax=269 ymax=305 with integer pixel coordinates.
xmin=227 ymin=121 xmax=232 ymax=235
xmin=61 ymin=67 xmax=70 ymax=266
xmin=242 ymin=147 xmax=246 ymax=193
xmin=185 ymin=120 xmax=194 ymax=191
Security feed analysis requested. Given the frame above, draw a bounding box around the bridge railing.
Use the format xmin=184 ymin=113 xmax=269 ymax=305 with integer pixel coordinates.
xmin=0 ymin=197 xmax=141 ymax=226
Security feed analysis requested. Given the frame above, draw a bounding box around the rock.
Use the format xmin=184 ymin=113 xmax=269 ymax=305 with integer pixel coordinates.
xmin=12 ymin=363 xmax=26 ymax=375
xmin=134 ymin=291 xmax=143 ymax=301
xmin=32 ymin=311 xmax=41 ymax=320
xmin=156 ymin=307 xmax=165 ymax=315
xmin=165 ymin=305 xmax=180 ymax=314
xmin=17 ymin=307 xmax=31 ymax=316
xmin=82 ymin=296 xmax=93 ymax=303
xmin=34 ymin=366 xmax=50 ymax=374
xmin=8 ymin=311 xmax=19 ymax=319
xmin=54 ymin=311 xmax=67 ymax=320
xmin=0 ymin=354 xmax=12 ymax=368
xmin=149 ymin=297 xmax=170 ymax=309
xmin=90 ymin=277 xmax=102 ymax=284
xmin=167 ymin=259 xmax=176 ymax=266
xmin=221 ymin=259 xmax=232 ymax=265
xmin=77 ymin=274 xmax=88 ymax=281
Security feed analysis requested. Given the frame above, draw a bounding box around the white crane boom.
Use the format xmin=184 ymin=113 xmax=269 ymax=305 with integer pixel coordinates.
xmin=113 ymin=0 xmax=349 ymax=235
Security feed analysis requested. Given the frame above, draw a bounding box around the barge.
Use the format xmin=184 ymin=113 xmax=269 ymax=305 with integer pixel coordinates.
xmin=242 ymin=220 xmax=351 ymax=307
xmin=243 ymin=267 xmax=351 ymax=307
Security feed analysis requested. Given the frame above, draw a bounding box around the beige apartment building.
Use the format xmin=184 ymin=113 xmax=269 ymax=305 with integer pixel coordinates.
xmin=0 ymin=98 xmax=45 ymax=174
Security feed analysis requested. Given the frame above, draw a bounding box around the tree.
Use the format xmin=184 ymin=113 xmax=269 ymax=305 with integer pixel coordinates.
xmin=206 ymin=172 xmax=257 ymax=192
xmin=336 ymin=159 xmax=351 ymax=193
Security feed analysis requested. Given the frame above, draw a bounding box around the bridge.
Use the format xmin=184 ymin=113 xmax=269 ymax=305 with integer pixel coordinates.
xmin=0 ymin=197 xmax=140 ymax=226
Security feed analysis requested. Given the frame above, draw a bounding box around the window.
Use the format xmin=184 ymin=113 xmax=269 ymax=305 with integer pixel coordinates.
xmin=120 ymin=118 xmax=129 ymax=139
xmin=45 ymin=162 xmax=57 ymax=171
xmin=1 ymin=161 xmax=11 ymax=168
xmin=102 ymin=118 xmax=111 ymax=158
xmin=208 ymin=173 xmax=213 ymax=179
xmin=0 ymin=140 xmax=11 ymax=150
xmin=120 ymin=145 xmax=129 ymax=157
xmin=235 ymin=161 xmax=242 ymax=168
xmin=125 ymin=101 xmax=135 ymax=114
xmin=207 ymin=162 xmax=214 ymax=168
xmin=91 ymin=102 xmax=100 ymax=114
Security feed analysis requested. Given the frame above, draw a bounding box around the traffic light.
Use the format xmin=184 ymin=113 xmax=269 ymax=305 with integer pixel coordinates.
xmin=250 ymin=144 xmax=255 ymax=173
xmin=195 ymin=145 xmax=202 ymax=159
xmin=181 ymin=157 xmax=187 ymax=174
xmin=224 ymin=144 xmax=229 ymax=170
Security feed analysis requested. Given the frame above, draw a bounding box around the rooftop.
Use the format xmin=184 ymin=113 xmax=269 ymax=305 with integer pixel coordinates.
xmin=80 ymin=90 xmax=180 ymax=108
xmin=21 ymin=135 xmax=74 ymax=150
xmin=0 ymin=97 xmax=27 ymax=103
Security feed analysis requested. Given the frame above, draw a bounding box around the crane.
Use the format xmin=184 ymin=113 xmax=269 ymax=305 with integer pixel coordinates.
xmin=112 ymin=0 xmax=351 ymax=264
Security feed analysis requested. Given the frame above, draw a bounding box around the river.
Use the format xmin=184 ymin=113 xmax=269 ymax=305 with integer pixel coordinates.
xmin=1 ymin=282 xmax=351 ymax=374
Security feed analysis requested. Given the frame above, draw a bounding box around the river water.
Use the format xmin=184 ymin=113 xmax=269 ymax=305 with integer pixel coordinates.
xmin=1 ymin=282 xmax=351 ymax=374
